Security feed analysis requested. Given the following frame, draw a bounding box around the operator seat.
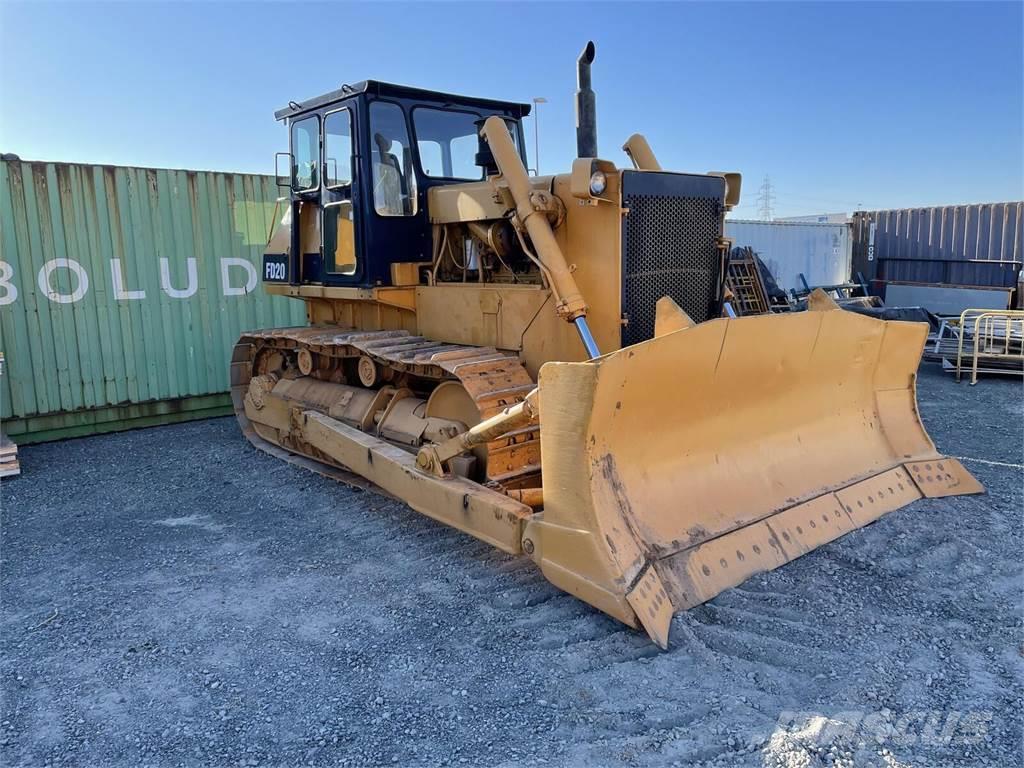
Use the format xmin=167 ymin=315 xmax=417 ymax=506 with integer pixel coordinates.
xmin=373 ymin=133 xmax=404 ymax=216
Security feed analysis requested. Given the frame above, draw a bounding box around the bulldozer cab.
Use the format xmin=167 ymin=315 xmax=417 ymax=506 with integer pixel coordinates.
xmin=269 ymin=81 xmax=530 ymax=289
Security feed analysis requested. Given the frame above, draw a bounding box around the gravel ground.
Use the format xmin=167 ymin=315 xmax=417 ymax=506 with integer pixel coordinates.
xmin=2 ymin=365 xmax=1021 ymax=767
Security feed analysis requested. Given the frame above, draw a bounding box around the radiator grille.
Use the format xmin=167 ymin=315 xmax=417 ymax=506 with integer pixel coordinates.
xmin=621 ymin=181 xmax=724 ymax=347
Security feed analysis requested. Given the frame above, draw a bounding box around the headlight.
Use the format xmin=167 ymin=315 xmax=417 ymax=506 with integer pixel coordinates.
xmin=589 ymin=171 xmax=607 ymax=196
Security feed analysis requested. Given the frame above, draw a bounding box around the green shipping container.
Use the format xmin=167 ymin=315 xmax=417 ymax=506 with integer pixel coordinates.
xmin=0 ymin=158 xmax=307 ymax=443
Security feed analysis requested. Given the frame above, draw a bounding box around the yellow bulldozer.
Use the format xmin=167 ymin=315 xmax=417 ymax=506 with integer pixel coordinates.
xmin=232 ymin=43 xmax=982 ymax=647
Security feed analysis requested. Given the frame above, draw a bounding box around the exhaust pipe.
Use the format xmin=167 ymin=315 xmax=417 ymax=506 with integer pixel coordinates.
xmin=575 ymin=41 xmax=597 ymax=158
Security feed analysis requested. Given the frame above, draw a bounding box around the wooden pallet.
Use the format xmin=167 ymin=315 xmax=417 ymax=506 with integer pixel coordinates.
xmin=726 ymin=247 xmax=770 ymax=316
xmin=0 ymin=432 xmax=20 ymax=478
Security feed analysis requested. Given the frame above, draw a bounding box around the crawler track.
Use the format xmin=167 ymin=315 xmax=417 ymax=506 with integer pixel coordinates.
xmin=230 ymin=326 xmax=540 ymax=489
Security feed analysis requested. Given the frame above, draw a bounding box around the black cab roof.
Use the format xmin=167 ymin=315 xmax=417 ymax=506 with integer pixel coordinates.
xmin=274 ymin=80 xmax=532 ymax=122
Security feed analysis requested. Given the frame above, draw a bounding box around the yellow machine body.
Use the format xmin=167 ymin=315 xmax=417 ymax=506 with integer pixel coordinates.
xmin=233 ymin=58 xmax=982 ymax=648
xmin=261 ymin=168 xmax=630 ymax=377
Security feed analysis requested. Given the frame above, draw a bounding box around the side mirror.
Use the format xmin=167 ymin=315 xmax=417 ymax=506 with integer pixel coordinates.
xmin=275 ymin=152 xmax=292 ymax=190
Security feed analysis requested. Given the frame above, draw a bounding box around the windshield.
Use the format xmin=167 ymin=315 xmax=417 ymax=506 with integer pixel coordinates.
xmin=413 ymin=107 xmax=522 ymax=180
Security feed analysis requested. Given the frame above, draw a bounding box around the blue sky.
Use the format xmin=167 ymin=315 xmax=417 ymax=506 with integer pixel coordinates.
xmin=1 ymin=1 xmax=1021 ymax=218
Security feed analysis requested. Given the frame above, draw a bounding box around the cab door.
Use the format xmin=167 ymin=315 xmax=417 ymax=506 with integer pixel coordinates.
xmin=360 ymin=99 xmax=430 ymax=283
xmin=321 ymin=106 xmax=361 ymax=283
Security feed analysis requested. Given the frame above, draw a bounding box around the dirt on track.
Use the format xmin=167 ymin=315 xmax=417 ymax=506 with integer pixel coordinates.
xmin=2 ymin=366 xmax=1022 ymax=767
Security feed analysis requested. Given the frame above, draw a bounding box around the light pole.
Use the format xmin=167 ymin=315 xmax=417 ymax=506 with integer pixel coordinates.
xmin=531 ymin=97 xmax=547 ymax=175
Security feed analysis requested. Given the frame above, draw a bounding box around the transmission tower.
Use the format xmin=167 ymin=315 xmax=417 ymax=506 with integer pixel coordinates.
xmin=757 ymin=175 xmax=775 ymax=221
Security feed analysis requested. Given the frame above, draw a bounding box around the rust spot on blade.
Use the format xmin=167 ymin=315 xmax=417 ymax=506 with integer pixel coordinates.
xmin=598 ymin=453 xmax=646 ymax=551
xmin=599 ymin=455 xmax=632 ymax=513
xmin=597 ymin=453 xmax=662 ymax=567
xmin=685 ymin=525 xmax=710 ymax=547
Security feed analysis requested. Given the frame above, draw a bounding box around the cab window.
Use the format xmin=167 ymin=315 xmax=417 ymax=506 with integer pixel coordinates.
xmin=368 ymin=101 xmax=417 ymax=216
xmin=417 ymin=139 xmax=444 ymax=178
xmin=413 ymin=108 xmax=483 ymax=180
xmin=324 ymin=202 xmax=357 ymax=275
xmin=324 ymin=110 xmax=353 ymax=188
xmin=290 ymin=116 xmax=319 ymax=191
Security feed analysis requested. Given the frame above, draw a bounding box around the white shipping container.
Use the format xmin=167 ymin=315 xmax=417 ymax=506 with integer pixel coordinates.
xmin=724 ymin=219 xmax=853 ymax=294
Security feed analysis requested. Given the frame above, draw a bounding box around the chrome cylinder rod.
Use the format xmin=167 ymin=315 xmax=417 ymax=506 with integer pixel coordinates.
xmin=574 ymin=316 xmax=601 ymax=359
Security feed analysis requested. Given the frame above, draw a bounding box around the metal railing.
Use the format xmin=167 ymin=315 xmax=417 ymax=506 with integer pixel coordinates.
xmin=954 ymin=309 xmax=1024 ymax=385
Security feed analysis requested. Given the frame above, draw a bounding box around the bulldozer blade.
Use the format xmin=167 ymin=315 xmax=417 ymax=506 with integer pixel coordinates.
xmin=525 ymin=307 xmax=983 ymax=648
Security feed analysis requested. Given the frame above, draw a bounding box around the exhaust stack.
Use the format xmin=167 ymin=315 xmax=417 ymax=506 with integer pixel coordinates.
xmin=575 ymin=41 xmax=597 ymax=158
